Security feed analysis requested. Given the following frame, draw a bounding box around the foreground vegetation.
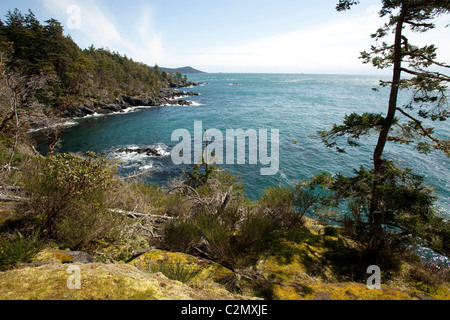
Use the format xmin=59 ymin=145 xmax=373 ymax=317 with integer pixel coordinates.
xmin=0 ymin=146 xmax=449 ymax=300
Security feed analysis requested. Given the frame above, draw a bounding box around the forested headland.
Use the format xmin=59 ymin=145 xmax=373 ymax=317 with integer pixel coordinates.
xmin=0 ymin=9 xmax=196 ymax=130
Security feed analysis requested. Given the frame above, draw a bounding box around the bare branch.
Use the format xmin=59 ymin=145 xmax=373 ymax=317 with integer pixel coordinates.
xmin=107 ymin=208 xmax=174 ymax=221
xmin=167 ymin=185 xmax=207 ymax=205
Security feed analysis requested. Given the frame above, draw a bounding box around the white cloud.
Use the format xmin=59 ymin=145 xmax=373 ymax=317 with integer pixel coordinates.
xmin=41 ymin=0 xmax=164 ymax=65
xmin=39 ymin=1 xmax=449 ymax=73
xmin=180 ymin=9 xmax=384 ymax=73
xmin=133 ymin=6 xmax=164 ymax=65
xmin=42 ymin=0 xmax=121 ymax=46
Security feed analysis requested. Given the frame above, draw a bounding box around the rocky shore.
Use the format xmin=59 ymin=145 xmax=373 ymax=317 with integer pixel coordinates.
xmin=26 ymin=81 xmax=201 ymax=131
xmin=63 ymin=83 xmax=201 ymax=119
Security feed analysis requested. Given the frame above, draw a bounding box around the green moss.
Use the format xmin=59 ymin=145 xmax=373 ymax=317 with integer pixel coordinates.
xmin=33 ymin=249 xmax=74 ymax=264
xmin=0 ymin=263 xmax=252 ymax=300
xmin=130 ymin=249 xmax=238 ymax=293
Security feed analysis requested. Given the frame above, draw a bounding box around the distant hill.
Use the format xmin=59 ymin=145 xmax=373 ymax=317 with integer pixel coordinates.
xmin=159 ymin=66 xmax=206 ymax=74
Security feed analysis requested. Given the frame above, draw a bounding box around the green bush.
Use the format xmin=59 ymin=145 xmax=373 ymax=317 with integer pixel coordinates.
xmin=0 ymin=233 xmax=42 ymax=271
xmin=162 ymin=219 xmax=202 ymax=253
xmin=20 ymin=152 xmax=118 ymax=249
xmin=163 ymin=207 xmax=279 ymax=269
xmin=260 ymin=186 xmax=300 ymax=229
xmin=324 ymin=226 xmax=340 ymax=237
xmin=55 ymin=202 xmax=123 ymax=251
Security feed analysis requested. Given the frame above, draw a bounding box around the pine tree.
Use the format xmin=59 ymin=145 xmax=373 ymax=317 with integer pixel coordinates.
xmin=314 ymin=0 xmax=450 ymax=264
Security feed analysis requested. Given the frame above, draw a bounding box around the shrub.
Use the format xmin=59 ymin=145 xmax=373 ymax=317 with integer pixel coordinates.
xmin=260 ymin=186 xmax=300 ymax=229
xmin=408 ymin=261 xmax=450 ymax=294
xmin=55 ymin=202 xmax=123 ymax=251
xmin=0 ymin=233 xmax=43 ymax=271
xmin=324 ymin=226 xmax=340 ymax=237
xmin=162 ymin=219 xmax=201 ymax=253
xmin=20 ymin=152 xmax=118 ymax=249
xmin=163 ymin=207 xmax=279 ymax=269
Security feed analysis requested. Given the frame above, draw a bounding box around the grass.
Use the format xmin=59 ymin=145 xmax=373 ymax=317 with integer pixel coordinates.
xmin=149 ymin=260 xmax=202 ymax=284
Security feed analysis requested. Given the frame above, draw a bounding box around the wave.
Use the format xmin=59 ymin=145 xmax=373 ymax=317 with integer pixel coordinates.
xmin=188 ymin=101 xmax=204 ymax=107
xmin=28 ymin=120 xmax=79 ymax=133
xmin=170 ymin=95 xmax=189 ymax=101
xmin=112 ymin=142 xmax=171 ymax=175
xmin=139 ymin=164 xmax=154 ymax=171
xmin=113 ymin=142 xmax=170 ymax=161
xmin=152 ymin=142 xmax=171 ymax=157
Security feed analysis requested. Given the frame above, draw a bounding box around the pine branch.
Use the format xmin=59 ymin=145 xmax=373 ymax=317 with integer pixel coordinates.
xmin=396 ymin=107 xmax=449 ymax=156
xmin=401 ymin=67 xmax=450 ymax=82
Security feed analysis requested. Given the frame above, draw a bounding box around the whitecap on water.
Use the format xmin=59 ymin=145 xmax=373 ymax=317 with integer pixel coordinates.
xmin=139 ymin=164 xmax=154 ymax=171
xmin=151 ymin=142 xmax=171 ymax=157
xmin=188 ymin=101 xmax=204 ymax=107
xmin=28 ymin=120 xmax=79 ymax=133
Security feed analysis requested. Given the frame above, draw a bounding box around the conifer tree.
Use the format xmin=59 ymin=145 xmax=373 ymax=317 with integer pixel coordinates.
xmin=314 ymin=0 xmax=450 ymax=264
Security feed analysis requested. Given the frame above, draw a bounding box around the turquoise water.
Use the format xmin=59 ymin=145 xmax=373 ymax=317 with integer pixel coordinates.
xmin=34 ymin=73 xmax=450 ymax=220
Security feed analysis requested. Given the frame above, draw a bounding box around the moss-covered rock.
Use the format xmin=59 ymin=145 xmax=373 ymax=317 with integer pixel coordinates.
xmin=32 ymin=249 xmax=94 ymax=264
xmin=272 ymin=281 xmax=411 ymax=300
xmin=130 ymin=249 xmax=243 ymax=295
xmin=0 ymin=263 xmax=251 ymax=300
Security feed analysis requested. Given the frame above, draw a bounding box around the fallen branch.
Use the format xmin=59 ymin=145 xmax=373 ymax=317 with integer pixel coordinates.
xmin=0 ymin=194 xmax=28 ymax=202
xmin=120 ymin=167 xmax=158 ymax=181
xmin=0 ymin=185 xmax=22 ymax=192
xmin=191 ymin=246 xmax=236 ymax=273
xmin=137 ymin=224 xmax=162 ymax=238
xmin=107 ymin=208 xmax=174 ymax=221
xmin=0 ymin=165 xmax=22 ymax=172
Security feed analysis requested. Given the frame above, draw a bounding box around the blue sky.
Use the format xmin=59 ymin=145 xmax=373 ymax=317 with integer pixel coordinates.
xmin=1 ymin=0 xmax=449 ymax=74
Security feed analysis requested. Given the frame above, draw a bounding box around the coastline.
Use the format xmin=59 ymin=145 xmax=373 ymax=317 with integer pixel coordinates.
xmin=26 ymin=80 xmax=201 ymax=133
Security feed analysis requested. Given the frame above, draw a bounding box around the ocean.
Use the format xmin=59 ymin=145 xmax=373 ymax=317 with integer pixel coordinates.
xmin=33 ymin=73 xmax=450 ymax=265
xmin=34 ymin=73 xmax=450 ymax=217
xmin=34 ymin=74 xmax=450 ymax=218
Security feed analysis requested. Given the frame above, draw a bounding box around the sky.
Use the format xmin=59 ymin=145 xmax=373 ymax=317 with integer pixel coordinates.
xmin=0 ymin=0 xmax=449 ymax=74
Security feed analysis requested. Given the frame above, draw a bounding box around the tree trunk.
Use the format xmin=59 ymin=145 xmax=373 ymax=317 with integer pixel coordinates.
xmin=368 ymin=5 xmax=408 ymax=240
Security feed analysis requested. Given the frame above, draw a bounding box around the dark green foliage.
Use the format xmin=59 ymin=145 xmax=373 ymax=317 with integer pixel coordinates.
xmin=306 ymin=161 xmax=446 ymax=268
xmin=324 ymin=226 xmax=340 ymax=237
xmin=162 ymin=219 xmax=202 ymax=253
xmin=84 ymin=46 xmax=163 ymax=100
xmin=0 ymin=232 xmax=43 ymax=271
xmin=336 ymin=0 xmax=360 ymax=12
xmin=185 ymin=162 xmax=218 ymax=189
xmin=163 ymin=207 xmax=279 ymax=269
xmin=318 ymin=113 xmax=387 ymax=153
xmin=19 ymin=152 xmax=118 ymax=249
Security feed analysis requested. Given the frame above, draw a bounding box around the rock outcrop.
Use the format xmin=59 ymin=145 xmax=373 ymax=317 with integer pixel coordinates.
xmin=116 ymin=147 xmax=165 ymax=157
xmin=0 ymin=263 xmax=251 ymax=300
xmin=62 ymin=85 xmax=200 ymax=119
